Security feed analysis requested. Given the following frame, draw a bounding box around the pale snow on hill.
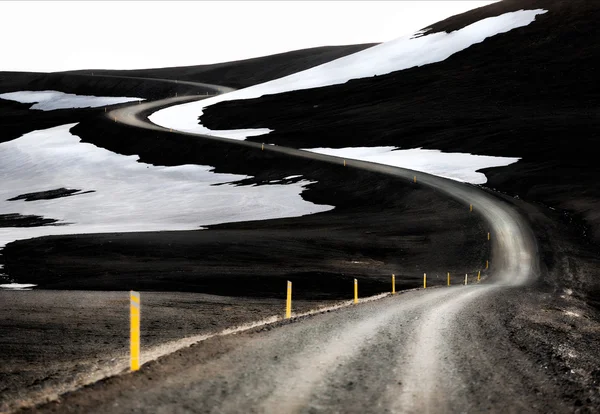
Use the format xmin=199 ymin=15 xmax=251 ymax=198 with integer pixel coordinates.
xmin=149 ymin=9 xmax=547 ymax=138
xmin=0 ymin=124 xmax=333 ymax=287
xmin=0 ymin=90 xmax=144 ymax=111
xmin=302 ymin=146 xmax=520 ymax=184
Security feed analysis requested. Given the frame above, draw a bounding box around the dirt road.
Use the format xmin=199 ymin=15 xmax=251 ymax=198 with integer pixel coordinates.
xmin=38 ymin=92 xmax=545 ymax=413
xmin=27 ymin=285 xmax=572 ymax=413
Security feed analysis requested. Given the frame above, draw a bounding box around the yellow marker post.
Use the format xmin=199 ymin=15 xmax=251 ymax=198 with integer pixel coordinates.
xmin=285 ymin=281 xmax=292 ymax=319
xmin=354 ymin=279 xmax=358 ymax=304
xmin=487 ymin=232 xmax=491 ymax=241
xmin=413 ymin=176 xmax=417 ymax=183
xmin=343 ymin=160 xmax=346 ymax=167
xmin=486 ymin=260 xmax=489 ymax=270
xmin=392 ymin=274 xmax=396 ymax=295
xmin=464 ymin=274 xmax=468 ymax=285
xmin=447 ymin=272 xmax=450 ymax=286
xmin=423 ymin=273 xmax=427 ymax=289
xmin=114 ymin=116 xmax=117 ymax=123
xmin=130 ymin=291 xmax=140 ymax=371
xmin=477 ymin=270 xmax=481 ymax=282
xmin=470 ymin=204 xmax=473 ymax=212
xmin=261 ymin=143 xmax=264 ymax=151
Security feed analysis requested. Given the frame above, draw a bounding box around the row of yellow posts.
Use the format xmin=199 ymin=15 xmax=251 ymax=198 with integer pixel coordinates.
xmin=128 ymin=229 xmax=491 ymax=371
xmin=283 ymin=229 xmax=491 ymax=318
xmin=283 ymin=267 xmax=488 ymax=318
xmin=421 ymin=270 xmax=482 ymax=288
xmin=128 ymin=267 xmax=489 ymax=372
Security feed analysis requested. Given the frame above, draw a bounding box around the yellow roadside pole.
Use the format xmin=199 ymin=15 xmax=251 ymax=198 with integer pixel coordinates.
xmin=354 ymin=279 xmax=358 ymax=304
xmin=286 ymin=281 xmax=292 ymax=319
xmin=488 ymin=232 xmax=491 ymax=241
xmin=447 ymin=272 xmax=450 ymax=286
xmin=392 ymin=274 xmax=396 ymax=294
xmin=344 ymin=160 xmax=346 ymax=167
xmin=486 ymin=260 xmax=489 ymax=269
xmin=262 ymin=143 xmax=264 ymax=151
xmin=130 ymin=291 xmax=140 ymax=371
xmin=470 ymin=204 xmax=473 ymax=212
xmin=477 ymin=270 xmax=481 ymax=283
xmin=413 ymin=176 xmax=417 ymax=183
xmin=464 ymin=274 xmax=468 ymax=286
xmin=423 ymin=273 xmax=427 ymax=289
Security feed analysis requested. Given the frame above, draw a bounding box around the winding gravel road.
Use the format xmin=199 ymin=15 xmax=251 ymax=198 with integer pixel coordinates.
xmin=89 ymin=87 xmax=544 ymax=412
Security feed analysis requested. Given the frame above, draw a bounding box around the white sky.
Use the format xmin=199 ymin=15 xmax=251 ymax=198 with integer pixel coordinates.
xmin=0 ymin=1 xmax=496 ymax=72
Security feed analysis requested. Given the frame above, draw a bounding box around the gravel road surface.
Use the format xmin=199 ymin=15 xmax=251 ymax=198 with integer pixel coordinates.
xmin=37 ymin=91 xmax=544 ymax=413
xmin=26 ymin=286 xmax=570 ymax=413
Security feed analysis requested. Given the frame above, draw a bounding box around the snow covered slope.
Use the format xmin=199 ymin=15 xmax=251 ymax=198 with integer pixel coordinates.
xmin=0 ymin=90 xmax=143 ymax=111
xmin=149 ymin=9 xmax=546 ymax=137
xmin=0 ymin=124 xmax=333 ymax=286
xmin=303 ymin=147 xmax=520 ymax=184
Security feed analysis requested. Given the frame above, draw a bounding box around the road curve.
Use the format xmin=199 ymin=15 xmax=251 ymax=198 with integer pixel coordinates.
xmin=98 ymin=86 xmax=542 ymax=412
xmin=111 ymin=94 xmax=538 ymax=288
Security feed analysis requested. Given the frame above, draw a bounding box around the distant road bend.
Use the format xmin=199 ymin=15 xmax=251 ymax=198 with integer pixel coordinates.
xmin=100 ymin=80 xmax=544 ymax=413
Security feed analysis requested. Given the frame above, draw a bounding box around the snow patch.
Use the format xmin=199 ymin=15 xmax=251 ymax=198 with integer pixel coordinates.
xmin=0 ymin=90 xmax=144 ymax=111
xmin=302 ymin=146 xmax=519 ymax=184
xmin=150 ymin=9 xmax=547 ymax=139
xmin=0 ymin=283 xmax=36 ymax=290
xmin=0 ymin=124 xmax=334 ymax=278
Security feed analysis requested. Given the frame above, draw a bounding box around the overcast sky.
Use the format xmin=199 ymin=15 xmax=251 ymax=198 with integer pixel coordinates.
xmin=0 ymin=1 xmax=496 ymax=72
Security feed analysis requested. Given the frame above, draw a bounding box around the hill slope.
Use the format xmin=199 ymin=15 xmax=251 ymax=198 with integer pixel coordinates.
xmin=200 ymin=0 xmax=600 ymax=245
xmin=67 ymin=44 xmax=377 ymax=89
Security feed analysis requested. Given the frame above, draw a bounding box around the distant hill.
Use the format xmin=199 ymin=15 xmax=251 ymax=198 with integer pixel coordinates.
xmin=68 ymin=44 xmax=376 ymax=89
xmin=0 ymin=43 xmax=374 ymax=142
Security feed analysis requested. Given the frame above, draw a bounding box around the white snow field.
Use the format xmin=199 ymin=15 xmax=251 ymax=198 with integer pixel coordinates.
xmin=303 ymin=146 xmax=520 ymax=184
xmin=0 ymin=90 xmax=144 ymax=111
xmin=0 ymin=283 xmax=36 ymax=290
xmin=0 ymin=124 xmax=333 ymax=287
xmin=149 ymin=9 xmax=547 ymax=137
